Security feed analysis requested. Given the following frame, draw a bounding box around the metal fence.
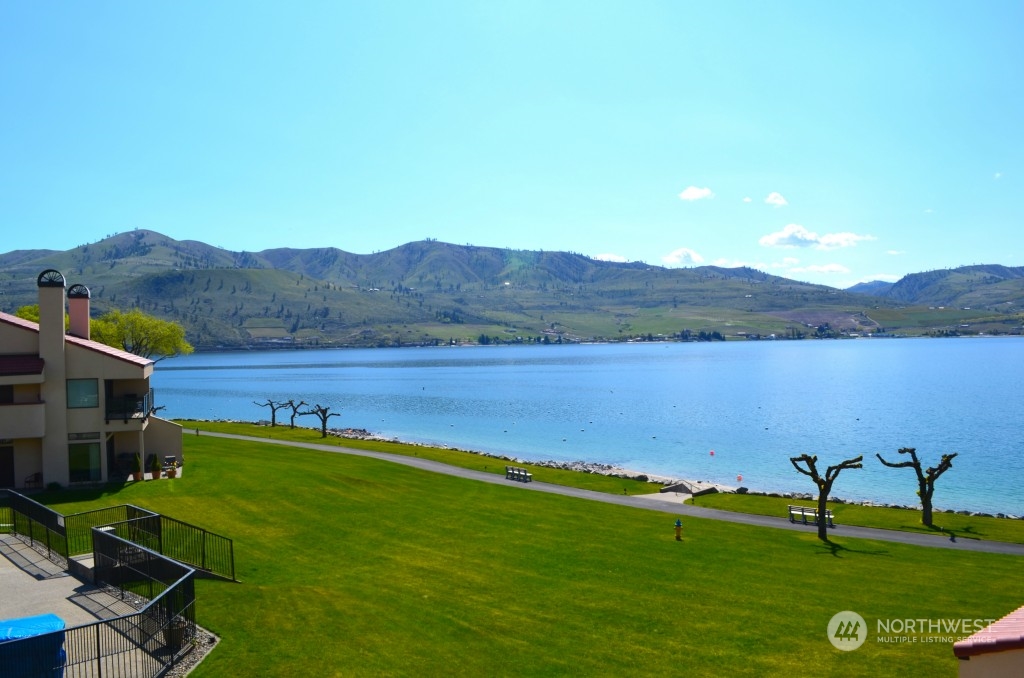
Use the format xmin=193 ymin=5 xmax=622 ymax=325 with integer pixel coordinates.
xmin=64 ymin=505 xmax=158 ymax=557
xmin=1 ymin=489 xmax=69 ymax=568
xmin=0 ymin=492 xmax=233 ymax=676
xmin=105 ymin=389 xmax=155 ymax=423
xmin=0 ymin=527 xmax=197 ymax=678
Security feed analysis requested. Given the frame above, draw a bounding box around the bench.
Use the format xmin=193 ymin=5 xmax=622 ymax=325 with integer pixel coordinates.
xmin=505 ymin=466 xmax=533 ymax=483
xmin=787 ymin=504 xmax=834 ymax=528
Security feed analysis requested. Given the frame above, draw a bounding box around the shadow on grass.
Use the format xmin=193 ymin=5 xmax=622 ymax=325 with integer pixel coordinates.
xmin=35 ymin=480 xmax=131 ymax=507
xmin=917 ymin=523 xmax=981 ymax=542
xmin=815 ymin=538 xmax=892 ymax=559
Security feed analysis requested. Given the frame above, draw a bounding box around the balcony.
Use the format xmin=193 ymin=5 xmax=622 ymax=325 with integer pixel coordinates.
xmin=0 ymin=401 xmax=45 ymax=438
xmin=105 ymin=389 xmax=154 ymax=424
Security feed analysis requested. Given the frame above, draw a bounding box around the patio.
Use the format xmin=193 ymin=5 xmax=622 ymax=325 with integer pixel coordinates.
xmin=0 ymin=534 xmax=136 ymax=629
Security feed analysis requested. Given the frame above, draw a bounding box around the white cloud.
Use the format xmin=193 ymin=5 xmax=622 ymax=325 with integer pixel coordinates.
xmin=886 ymin=250 xmax=905 ymax=256
xmin=759 ymin=224 xmax=875 ymax=250
xmin=764 ymin=191 xmax=788 ymax=207
xmin=593 ymin=253 xmax=628 ymax=263
xmin=818 ymin=231 xmax=876 ymax=249
xmin=678 ymin=186 xmax=714 ymax=201
xmin=662 ymin=247 xmax=705 ymax=266
xmin=742 ymin=197 xmax=752 ymax=203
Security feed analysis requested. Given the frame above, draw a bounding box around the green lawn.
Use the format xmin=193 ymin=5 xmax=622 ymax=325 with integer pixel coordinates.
xmin=182 ymin=420 xmax=1024 ymax=544
xmin=38 ymin=435 xmax=1024 ymax=677
xmin=689 ymin=493 xmax=1024 ymax=545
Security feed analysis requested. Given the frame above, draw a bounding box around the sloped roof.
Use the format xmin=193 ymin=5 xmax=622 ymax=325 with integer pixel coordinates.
xmin=0 ymin=312 xmax=41 ymax=333
xmin=66 ymin=333 xmax=153 ymax=367
xmin=954 ymin=604 xmax=1024 ymax=658
xmin=0 ymin=311 xmax=153 ymax=368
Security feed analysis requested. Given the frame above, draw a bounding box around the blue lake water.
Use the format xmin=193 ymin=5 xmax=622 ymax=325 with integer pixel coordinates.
xmin=155 ymin=339 xmax=1024 ymax=515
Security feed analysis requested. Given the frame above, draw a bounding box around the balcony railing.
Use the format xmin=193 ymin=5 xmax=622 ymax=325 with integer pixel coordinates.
xmin=105 ymin=389 xmax=154 ymax=423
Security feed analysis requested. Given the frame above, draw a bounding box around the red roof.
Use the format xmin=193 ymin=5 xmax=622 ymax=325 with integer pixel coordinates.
xmin=954 ymin=604 xmax=1024 ymax=658
xmin=0 ymin=312 xmax=41 ymax=333
xmin=0 ymin=355 xmax=45 ymax=376
xmin=0 ymin=311 xmax=153 ymax=369
xmin=66 ymin=333 xmax=153 ymax=367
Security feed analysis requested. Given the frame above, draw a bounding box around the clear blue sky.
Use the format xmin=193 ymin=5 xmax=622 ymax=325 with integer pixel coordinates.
xmin=2 ymin=2 xmax=1021 ymax=287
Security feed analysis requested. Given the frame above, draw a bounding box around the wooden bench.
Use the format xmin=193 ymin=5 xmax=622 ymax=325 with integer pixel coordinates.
xmin=505 ymin=466 xmax=533 ymax=483
xmin=787 ymin=504 xmax=834 ymax=528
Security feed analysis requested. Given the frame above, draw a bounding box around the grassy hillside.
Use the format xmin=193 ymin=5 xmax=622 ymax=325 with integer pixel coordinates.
xmin=2 ymin=230 xmax=1021 ymax=348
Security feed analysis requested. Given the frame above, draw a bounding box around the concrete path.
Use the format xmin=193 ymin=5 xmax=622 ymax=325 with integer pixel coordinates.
xmin=200 ymin=431 xmax=1024 ymax=556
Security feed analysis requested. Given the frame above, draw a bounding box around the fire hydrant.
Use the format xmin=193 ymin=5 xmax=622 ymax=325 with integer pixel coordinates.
xmin=674 ymin=518 xmax=682 ymax=541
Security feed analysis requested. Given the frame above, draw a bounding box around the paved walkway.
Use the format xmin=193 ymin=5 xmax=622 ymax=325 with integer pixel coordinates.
xmin=203 ymin=431 xmax=1024 ymax=556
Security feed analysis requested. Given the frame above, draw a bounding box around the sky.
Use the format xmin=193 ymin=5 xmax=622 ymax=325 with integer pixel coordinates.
xmin=2 ymin=2 xmax=1021 ymax=288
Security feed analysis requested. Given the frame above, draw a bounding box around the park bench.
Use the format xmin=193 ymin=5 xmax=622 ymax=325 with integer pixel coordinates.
xmin=505 ymin=466 xmax=533 ymax=483
xmin=787 ymin=504 xmax=834 ymax=528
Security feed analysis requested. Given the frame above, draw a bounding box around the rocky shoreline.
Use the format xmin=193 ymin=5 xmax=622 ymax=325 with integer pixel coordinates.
xmin=233 ymin=420 xmax=1024 ymax=520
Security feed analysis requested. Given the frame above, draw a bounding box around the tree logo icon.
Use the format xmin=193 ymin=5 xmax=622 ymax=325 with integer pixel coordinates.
xmin=828 ymin=610 xmax=867 ymax=651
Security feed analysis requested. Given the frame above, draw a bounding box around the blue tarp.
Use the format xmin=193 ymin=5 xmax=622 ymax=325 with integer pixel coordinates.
xmin=0 ymin=614 xmax=65 ymax=642
xmin=0 ymin=614 xmax=65 ymax=678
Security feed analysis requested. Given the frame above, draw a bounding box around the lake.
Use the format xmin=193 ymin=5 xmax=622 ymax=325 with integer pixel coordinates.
xmin=154 ymin=338 xmax=1024 ymax=515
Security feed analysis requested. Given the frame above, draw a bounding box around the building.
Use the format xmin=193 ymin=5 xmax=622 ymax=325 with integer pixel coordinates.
xmin=0 ymin=270 xmax=181 ymax=489
xmin=955 ymin=604 xmax=1024 ymax=678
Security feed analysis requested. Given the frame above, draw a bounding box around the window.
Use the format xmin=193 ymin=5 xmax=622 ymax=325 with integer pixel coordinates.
xmin=68 ymin=442 xmax=101 ymax=483
xmin=67 ymin=379 xmax=99 ymax=408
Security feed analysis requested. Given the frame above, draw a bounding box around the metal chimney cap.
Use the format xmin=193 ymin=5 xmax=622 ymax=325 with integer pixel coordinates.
xmin=68 ymin=284 xmax=91 ymax=299
xmin=37 ymin=269 xmax=66 ymax=288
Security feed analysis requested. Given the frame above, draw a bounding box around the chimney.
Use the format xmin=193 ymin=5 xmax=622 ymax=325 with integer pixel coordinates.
xmin=67 ymin=283 xmax=91 ymax=340
xmin=37 ymin=269 xmax=67 ymax=350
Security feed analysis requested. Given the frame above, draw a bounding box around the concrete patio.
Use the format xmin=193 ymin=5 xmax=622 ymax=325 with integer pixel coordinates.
xmin=0 ymin=534 xmax=137 ymax=629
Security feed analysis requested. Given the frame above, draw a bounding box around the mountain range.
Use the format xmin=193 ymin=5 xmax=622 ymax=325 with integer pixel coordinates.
xmin=1 ymin=230 xmax=1021 ymax=349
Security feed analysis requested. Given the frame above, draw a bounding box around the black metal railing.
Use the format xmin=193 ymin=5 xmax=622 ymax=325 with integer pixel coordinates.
xmin=63 ymin=504 xmax=158 ymax=557
xmin=2 ymin=489 xmax=69 ymax=567
xmin=0 ymin=491 xmax=11 ymax=533
xmin=105 ymin=389 xmax=155 ymax=422
xmin=100 ymin=513 xmax=235 ymax=582
xmin=0 ymin=527 xmax=198 ymax=677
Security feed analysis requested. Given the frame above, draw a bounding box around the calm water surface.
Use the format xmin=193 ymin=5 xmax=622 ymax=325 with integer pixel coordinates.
xmin=156 ymin=339 xmax=1024 ymax=514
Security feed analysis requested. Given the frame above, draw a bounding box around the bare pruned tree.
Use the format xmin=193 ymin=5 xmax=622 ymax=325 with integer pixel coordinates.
xmin=253 ymin=399 xmax=289 ymax=427
xmin=876 ymin=448 xmax=958 ymax=527
xmin=790 ymin=453 xmax=864 ymax=541
xmin=286 ymin=399 xmax=308 ymax=429
xmin=300 ymin=404 xmax=339 ymax=438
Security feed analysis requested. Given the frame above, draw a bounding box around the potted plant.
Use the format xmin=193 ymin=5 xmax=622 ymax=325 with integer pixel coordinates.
xmin=166 ymin=460 xmax=178 ymax=478
xmin=131 ymin=453 xmax=144 ymax=482
xmin=149 ymin=454 xmax=162 ymax=479
xmin=163 ymin=615 xmax=189 ymax=651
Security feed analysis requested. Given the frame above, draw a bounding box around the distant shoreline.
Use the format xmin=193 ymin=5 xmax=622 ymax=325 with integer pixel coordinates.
xmin=211 ymin=419 xmax=1023 ymax=520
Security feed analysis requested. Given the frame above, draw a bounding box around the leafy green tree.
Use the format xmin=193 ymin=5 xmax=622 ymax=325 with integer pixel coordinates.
xmin=790 ymin=453 xmax=863 ymax=541
xmin=876 ymin=448 xmax=958 ymax=527
xmin=91 ymin=308 xmax=194 ymax=361
xmin=15 ymin=304 xmax=67 ymax=327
